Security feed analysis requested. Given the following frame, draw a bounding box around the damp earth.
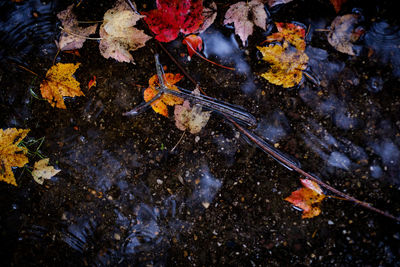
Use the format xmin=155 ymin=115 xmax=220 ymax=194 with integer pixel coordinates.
xmin=1 ymin=0 xmax=400 ymax=266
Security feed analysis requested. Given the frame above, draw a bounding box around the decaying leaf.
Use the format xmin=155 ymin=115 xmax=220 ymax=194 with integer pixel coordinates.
xmin=330 ymin=0 xmax=347 ymax=13
xmin=0 ymin=128 xmax=30 ymax=186
xmin=32 ymin=158 xmax=61 ymax=185
xmin=183 ymin=35 xmax=203 ymax=58
xmin=174 ymin=89 xmax=211 ymax=134
xmin=143 ymin=0 xmax=204 ymax=42
xmin=99 ymin=0 xmax=152 ymax=63
xmin=328 ymin=14 xmax=363 ymax=56
xmin=198 ymin=2 xmax=217 ymax=33
xmin=285 ymin=179 xmax=326 ymax=218
xmin=40 ymin=63 xmax=84 ymax=109
xmin=57 ymin=4 xmax=98 ymax=51
xmin=266 ymin=22 xmax=306 ymax=51
xmin=144 ymin=73 xmax=184 ymax=117
xmin=257 ymin=41 xmax=308 ymax=88
xmin=224 ymin=0 xmax=268 ymax=46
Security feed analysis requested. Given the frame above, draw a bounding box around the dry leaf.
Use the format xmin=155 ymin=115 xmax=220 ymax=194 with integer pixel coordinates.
xmin=99 ymin=0 xmax=152 ymax=63
xmin=144 ymin=73 xmax=184 ymax=117
xmin=57 ymin=4 xmax=98 ymax=51
xmin=40 ymin=63 xmax=84 ymax=109
xmin=0 ymin=128 xmax=30 ymax=186
xmin=174 ymin=89 xmax=211 ymax=134
xmin=224 ymin=0 xmax=268 ymax=46
xmin=32 ymin=158 xmax=61 ymax=185
xmin=328 ymin=14 xmax=363 ymax=56
xmin=285 ymin=179 xmax=326 ymax=218
xmin=198 ymin=2 xmax=217 ymax=33
xmin=257 ymin=41 xmax=308 ymax=88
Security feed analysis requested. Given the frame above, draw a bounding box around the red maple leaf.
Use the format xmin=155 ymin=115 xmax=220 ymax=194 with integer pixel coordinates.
xmin=143 ymin=0 xmax=204 ymax=42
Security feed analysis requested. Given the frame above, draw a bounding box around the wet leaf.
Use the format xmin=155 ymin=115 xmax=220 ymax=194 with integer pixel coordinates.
xmin=330 ymin=0 xmax=347 ymax=13
xmin=88 ymin=75 xmax=96 ymax=90
xmin=144 ymin=73 xmax=184 ymax=117
xmin=198 ymin=2 xmax=217 ymax=33
xmin=266 ymin=22 xmax=306 ymax=51
xmin=183 ymin=35 xmax=203 ymax=58
xmin=174 ymin=89 xmax=211 ymax=134
xmin=0 ymin=128 xmax=30 ymax=186
xmin=99 ymin=0 xmax=152 ymax=63
xmin=143 ymin=0 xmax=204 ymax=42
xmin=32 ymin=158 xmax=61 ymax=185
xmin=57 ymin=4 xmax=98 ymax=51
xmin=285 ymin=179 xmax=326 ymax=218
xmin=40 ymin=63 xmax=84 ymax=109
xmin=328 ymin=14 xmax=363 ymax=56
xmin=257 ymin=41 xmax=308 ymax=88
xmin=224 ymin=0 xmax=268 ymax=46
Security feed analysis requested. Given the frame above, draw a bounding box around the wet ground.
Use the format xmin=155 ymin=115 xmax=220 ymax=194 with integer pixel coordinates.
xmin=1 ymin=0 xmax=400 ymax=266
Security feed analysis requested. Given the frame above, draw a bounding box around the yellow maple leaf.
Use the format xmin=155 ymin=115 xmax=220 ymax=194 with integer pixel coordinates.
xmin=40 ymin=63 xmax=84 ymax=109
xmin=32 ymin=158 xmax=61 ymax=185
xmin=0 ymin=128 xmax=30 ymax=186
xmin=257 ymin=41 xmax=308 ymax=88
xmin=144 ymin=73 xmax=184 ymax=117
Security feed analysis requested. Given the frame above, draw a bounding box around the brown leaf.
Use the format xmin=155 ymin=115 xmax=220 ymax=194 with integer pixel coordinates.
xmin=40 ymin=63 xmax=84 ymax=109
xmin=99 ymin=0 xmax=152 ymax=63
xmin=330 ymin=0 xmax=347 ymax=13
xmin=0 ymin=128 xmax=30 ymax=186
xmin=32 ymin=158 xmax=61 ymax=185
xmin=224 ymin=0 xmax=268 ymax=46
xmin=328 ymin=14 xmax=363 ymax=56
xmin=57 ymin=4 xmax=97 ymax=51
xmin=198 ymin=2 xmax=217 ymax=33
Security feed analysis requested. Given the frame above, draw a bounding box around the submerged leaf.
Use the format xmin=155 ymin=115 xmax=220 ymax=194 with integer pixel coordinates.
xmin=265 ymin=22 xmax=306 ymax=51
xmin=57 ymin=4 xmax=97 ymax=51
xmin=174 ymin=89 xmax=211 ymax=134
xmin=0 ymin=128 xmax=30 ymax=186
xmin=257 ymin=41 xmax=308 ymax=88
xmin=224 ymin=0 xmax=268 ymax=46
xmin=40 ymin=63 xmax=84 ymax=109
xmin=32 ymin=158 xmax=61 ymax=185
xmin=99 ymin=0 xmax=152 ymax=63
xmin=285 ymin=179 xmax=326 ymax=218
xmin=330 ymin=0 xmax=347 ymax=13
xmin=143 ymin=0 xmax=204 ymax=42
xmin=144 ymin=73 xmax=184 ymax=117
xmin=328 ymin=14 xmax=363 ymax=56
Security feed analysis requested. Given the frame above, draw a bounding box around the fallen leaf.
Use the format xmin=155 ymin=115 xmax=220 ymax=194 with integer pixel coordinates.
xmin=174 ymin=89 xmax=211 ymax=134
xmin=224 ymin=0 xmax=268 ymax=46
xmin=257 ymin=41 xmax=308 ymax=88
xmin=32 ymin=158 xmax=61 ymax=185
xmin=62 ymin=50 xmax=81 ymax=57
xmin=144 ymin=73 xmax=184 ymax=117
xmin=328 ymin=14 xmax=363 ymax=56
xmin=265 ymin=22 xmax=306 ymax=51
xmin=0 ymin=128 xmax=30 ymax=186
xmin=40 ymin=63 xmax=84 ymax=109
xmin=198 ymin=2 xmax=217 ymax=33
xmin=266 ymin=0 xmax=294 ymax=8
xmin=143 ymin=0 xmax=204 ymax=42
xmin=183 ymin=35 xmax=203 ymax=58
xmin=57 ymin=4 xmax=98 ymax=51
xmin=99 ymin=0 xmax=152 ymax=63
xmin=285 ymin=179 xmax=326 ymax=218
xmin=88 ymin=75 xmax=96 ymax=90
xmin=330 ymin=0 xmax=347 ymax=13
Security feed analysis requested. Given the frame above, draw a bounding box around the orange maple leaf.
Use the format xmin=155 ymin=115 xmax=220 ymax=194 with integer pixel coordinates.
xmin=40 ymin=63 xmax=84 ymax=109
xmin=144 ymin=73 xmax=184 ymax=117
xmin=285 ymin=179 xmax=326 ymax=218
xmin=265 ymin=22 xmax=306 ymax=51
xmin=183 ymin=35 xmax=203 ymax=58
xmin=0 ymin=128 xmax=30 ymax=186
